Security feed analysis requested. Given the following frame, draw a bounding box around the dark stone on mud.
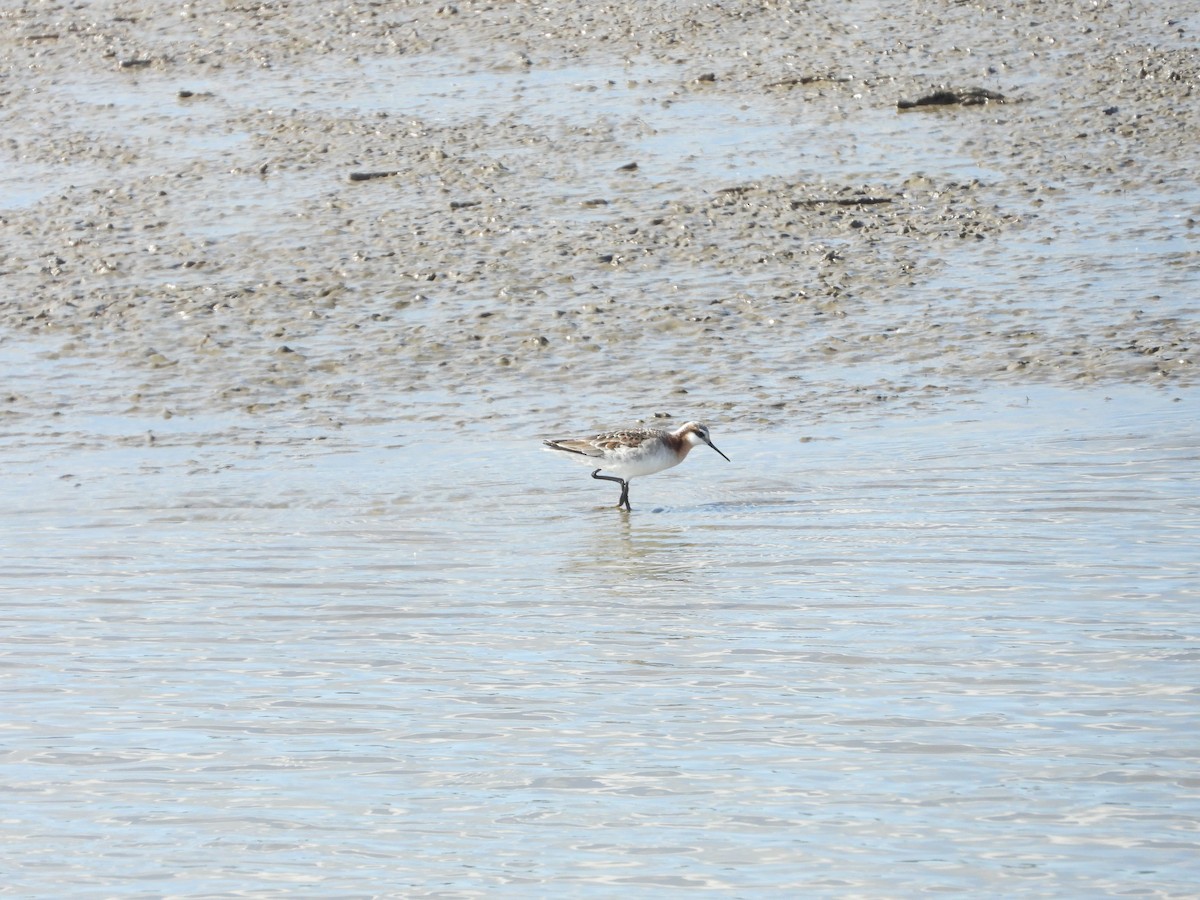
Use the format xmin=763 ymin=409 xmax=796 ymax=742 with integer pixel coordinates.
xmin=348 ymin=171 xmax=399 ymax=182
xmin=898 ymin=88 xmax=1007 ymax=109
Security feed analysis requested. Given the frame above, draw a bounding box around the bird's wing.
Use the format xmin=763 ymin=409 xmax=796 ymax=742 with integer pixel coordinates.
xmin=544 ymin=428 xmax=659 ymax=457
xmin=543 ymin=438 xmax=606 ymax=457
xmin=590 ymin=429 xmax=658 ymax=452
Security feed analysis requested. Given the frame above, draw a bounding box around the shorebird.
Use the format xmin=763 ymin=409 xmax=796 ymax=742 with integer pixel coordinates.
xmin=543 ymin=421 xmax=730 ymax=510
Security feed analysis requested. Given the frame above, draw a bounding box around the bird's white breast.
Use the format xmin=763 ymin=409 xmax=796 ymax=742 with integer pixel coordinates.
xmin=601 ymin=440 xmax=686 ymax=479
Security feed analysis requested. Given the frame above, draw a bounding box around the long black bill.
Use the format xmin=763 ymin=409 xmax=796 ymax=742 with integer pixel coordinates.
xmin=706 ymin=439 xmax=731 ymax=462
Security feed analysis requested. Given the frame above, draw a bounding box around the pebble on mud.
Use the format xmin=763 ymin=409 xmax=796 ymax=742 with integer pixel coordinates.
xmin=897 ymin=88 xmax=1008 ymax=109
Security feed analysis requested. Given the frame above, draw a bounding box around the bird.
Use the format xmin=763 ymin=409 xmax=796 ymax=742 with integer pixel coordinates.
xmin=543 ymin=421 xmax=730 ymax=510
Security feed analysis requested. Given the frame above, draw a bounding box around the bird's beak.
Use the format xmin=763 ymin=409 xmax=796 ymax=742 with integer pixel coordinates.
xmin=706 ymin=439 xmax=731 ymax=462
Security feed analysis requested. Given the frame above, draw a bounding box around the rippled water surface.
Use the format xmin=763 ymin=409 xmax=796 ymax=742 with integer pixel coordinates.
xmin=3 ymin=368 xmax=1197 ymax=896
xmin=2 ymin=1 xmax=1198 ymax=893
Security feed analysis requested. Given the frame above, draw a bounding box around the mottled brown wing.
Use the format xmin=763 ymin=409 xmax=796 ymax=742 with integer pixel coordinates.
xmin=591 ymin=429 xmax=658 ymax=452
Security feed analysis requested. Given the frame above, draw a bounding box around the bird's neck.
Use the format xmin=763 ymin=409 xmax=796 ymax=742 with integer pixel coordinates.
xmin=667 ymin=432 xmax=695 ymax=459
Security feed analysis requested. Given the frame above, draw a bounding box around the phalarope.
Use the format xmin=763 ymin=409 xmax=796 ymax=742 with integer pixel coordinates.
xmin=543 ymin=421 xmax=730 ymax=510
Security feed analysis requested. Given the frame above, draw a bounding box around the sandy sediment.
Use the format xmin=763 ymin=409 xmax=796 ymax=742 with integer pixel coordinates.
xmin=1 ymin=1 xmax=1195 ymax=431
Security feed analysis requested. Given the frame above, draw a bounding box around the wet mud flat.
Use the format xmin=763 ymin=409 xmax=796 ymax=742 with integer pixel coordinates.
xmin=1 ymin=0 xmax=1196 ymax=436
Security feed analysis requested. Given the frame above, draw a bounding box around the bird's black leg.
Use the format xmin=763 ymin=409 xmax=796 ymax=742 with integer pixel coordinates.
xmin=591 ymin=469 xmax=631 ymax=511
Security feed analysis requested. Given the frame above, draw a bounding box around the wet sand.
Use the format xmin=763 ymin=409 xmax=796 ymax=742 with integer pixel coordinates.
xmin=1 ymin=1 xmax=1196 ymax=434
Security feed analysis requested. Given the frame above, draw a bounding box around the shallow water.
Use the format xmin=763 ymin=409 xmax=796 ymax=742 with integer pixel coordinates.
xmin=3 ymin=371 xmax=1198 ymax=896
xmin=2 ymin=0 xmax=1199 ymax=894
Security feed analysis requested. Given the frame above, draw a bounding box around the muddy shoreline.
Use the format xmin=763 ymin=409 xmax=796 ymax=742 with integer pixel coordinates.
xmin=2 ymin=2 xmax=1196 ymax=433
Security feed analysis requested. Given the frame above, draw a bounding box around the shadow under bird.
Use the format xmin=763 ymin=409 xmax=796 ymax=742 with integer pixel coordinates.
xmin=542 ymin=421 xmax=730 ymax=511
